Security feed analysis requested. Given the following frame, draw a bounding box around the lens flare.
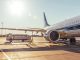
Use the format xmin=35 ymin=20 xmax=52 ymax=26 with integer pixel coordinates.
xmin=7 ymin=0 xmax=25 ymax=16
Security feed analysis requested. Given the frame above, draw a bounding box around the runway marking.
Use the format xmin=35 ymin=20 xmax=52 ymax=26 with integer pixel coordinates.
xmin=0 ymin=50 xmax=11 ymax=60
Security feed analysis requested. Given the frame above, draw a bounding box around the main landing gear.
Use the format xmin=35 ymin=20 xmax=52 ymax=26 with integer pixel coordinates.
xmin=69 ymin=38 xmax=76 ymax=45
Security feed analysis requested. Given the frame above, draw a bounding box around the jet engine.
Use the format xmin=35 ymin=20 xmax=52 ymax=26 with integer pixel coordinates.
xmin=44 ymin=30 xmax=67 ymax=42
xmin=44 ymin=30 xmax=60 ymax=42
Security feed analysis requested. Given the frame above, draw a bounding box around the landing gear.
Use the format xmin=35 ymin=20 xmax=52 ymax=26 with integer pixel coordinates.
xmin=69 ymin=38 xmax=76 ymax=45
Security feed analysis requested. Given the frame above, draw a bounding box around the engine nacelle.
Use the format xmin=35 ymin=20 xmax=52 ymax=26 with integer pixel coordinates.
xmin=44 ymin=30 xmax=67 ymax=42
xmin=44 ymin=30 xmax=60 ymax=42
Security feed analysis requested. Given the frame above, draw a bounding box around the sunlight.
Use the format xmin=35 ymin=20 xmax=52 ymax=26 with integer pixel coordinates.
xmin=7 ymin=0 xmax=25 ymax=16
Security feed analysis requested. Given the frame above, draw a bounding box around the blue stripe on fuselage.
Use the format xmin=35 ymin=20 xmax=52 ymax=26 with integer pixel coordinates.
xmin=56 ymin=24 xmax=80 ymax=31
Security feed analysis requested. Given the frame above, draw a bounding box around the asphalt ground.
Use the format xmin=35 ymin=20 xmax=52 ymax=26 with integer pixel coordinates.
xmin=0 ymin=37 xmax=80 ymax=60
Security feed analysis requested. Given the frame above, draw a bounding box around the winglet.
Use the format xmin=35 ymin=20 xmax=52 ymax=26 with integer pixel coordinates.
xmin=43 ymin=12 xmax=50 ymax=27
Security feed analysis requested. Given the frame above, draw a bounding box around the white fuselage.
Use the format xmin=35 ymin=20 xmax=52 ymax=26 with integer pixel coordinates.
xmin=47 ymin=16 xmax=80 ymax=31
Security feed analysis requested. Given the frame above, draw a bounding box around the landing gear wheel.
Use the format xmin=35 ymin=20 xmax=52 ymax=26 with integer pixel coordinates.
xmin=69 ymin=38 xmax=76 ymax=45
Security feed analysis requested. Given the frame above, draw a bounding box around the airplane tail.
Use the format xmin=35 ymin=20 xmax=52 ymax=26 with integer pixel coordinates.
xmin=43 ymin=12 xmax=50 ymax=27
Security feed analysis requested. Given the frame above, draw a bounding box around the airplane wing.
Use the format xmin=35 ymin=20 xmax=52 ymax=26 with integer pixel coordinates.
xmin=0 ymin=27 xmax=46 ymax=32
xmin=0 ymin=12 xmax=47 ymax=36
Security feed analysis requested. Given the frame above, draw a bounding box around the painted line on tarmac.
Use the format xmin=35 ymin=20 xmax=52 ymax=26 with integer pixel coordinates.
xmin=0 ymin=50 xmax=11 ymax=60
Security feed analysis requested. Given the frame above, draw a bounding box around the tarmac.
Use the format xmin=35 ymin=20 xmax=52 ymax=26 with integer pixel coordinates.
xmin=0 ymin=37 xmax=80 ymax=60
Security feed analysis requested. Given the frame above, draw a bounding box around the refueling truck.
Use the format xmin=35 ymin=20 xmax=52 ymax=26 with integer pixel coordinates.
xmin=6 ymin=33 xmax=31 ymax=43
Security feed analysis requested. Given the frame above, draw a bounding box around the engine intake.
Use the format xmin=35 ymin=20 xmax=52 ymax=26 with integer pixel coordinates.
xmin=44 ymin=30 xmax=60 ymax=42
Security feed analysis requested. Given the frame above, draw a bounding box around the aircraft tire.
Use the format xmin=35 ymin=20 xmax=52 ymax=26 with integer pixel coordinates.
xmin=69 ymin=38 xmax=76 ymax=45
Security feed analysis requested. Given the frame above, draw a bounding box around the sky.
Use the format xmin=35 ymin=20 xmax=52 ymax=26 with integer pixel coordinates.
xmin=0 ymin=0 xmax=80 ymax=28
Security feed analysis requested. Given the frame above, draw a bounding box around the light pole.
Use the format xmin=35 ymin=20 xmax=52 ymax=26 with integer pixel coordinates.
xmin=1 ymin=22 xmax=3 ymax=36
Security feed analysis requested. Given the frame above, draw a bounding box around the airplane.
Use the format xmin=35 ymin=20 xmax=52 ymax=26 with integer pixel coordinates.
xmin=0 ymin=12 xmax=80 ymax=45
xmin=43 ymin=12 xmax=80 ymax=45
